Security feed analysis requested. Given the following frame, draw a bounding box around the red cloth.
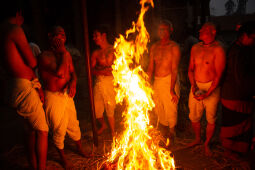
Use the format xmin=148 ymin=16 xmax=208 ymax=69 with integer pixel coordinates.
xmin=221 ymin=99 xmax=254 ymax=114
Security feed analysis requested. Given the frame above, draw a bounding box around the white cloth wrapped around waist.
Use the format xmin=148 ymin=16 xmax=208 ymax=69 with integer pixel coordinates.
xmin=94 ymin=75 xmax=116 ymax=118
xmin=5 ymin=78 xmax=48 ymax=131
xmin=153 ymin=74 xmax=180 ymax=128
xmin=44 ymin=90 xmax=81 ymax=149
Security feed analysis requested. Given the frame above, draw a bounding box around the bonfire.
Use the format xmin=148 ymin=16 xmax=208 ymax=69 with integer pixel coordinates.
xmin=100 ymin=0 xmax=175 ymax=169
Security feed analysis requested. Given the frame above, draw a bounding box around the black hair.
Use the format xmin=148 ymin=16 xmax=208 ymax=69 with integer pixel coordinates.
xmin=237 ymin=21 xmax=255 ymax=37
xmin=93 ymin=24 xmax=110 ymax=36
xmin=49 ymin=25 xmax=65 ymax=34
xmin=0 ymin=0 xmax=23 ymax=21
xmin=158 ymin=19 xmax=173 ymax=30
xmin=203 ymin=22 xmax=216 ymax=31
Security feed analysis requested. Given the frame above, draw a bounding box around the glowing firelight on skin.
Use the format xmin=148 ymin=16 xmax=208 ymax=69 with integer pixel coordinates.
xmin=104 ymin=0 xmax=175 ymax=169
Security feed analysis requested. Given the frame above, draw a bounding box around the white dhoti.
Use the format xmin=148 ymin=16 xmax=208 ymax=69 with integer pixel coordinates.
xmin=188 ymin=81 xmax=220 ymax=124
xmin=153 ymin=74 xmax=180 ymax=128
xmin=6 ymin=78 xmax=48 ymax=132
xmin=44 ymin=91 xmax=81 ymax=149
xmin=93 ymin=76 xmax=116 ymax=119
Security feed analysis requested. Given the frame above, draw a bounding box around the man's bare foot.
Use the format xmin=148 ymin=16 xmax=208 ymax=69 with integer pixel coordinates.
xmin=185 ymin=139 xmax=202 ymax=148
xmin=75 ymin=140 xmax=92 ymax=158
xmin=205 ymin=145 xmax=212 ymax=157
xmin=61 ymin=158 xmax=73 ymax=170
xmin=97 ymin=124 xmax=107 ymax=135
xmin=58 ymin=149 xmax=73 ymax=170
xmin=223 ymin=149 xmax=240 ymax=161
xmin=77 ymin=148 xmax=91 ymax=158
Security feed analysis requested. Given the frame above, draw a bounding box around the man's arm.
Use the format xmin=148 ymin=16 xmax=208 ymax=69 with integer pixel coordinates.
xmin=170 ymin=44 xmax=181 ymax=104
xmin=13 ymin=27 xmax=44 ymax=103
xmin=52 ymin=38 xmax=70 ymax=78
xmin=13 ymin=26 xmax=37 ymax=69
xmin=205 ymin=46 xmax=226 ymax=96
xmin=188 ymin=46 xmax=198 ymax=94
xmin=146 ymin=45 xmax=155 ymax=82
xmin=91 ymin=50 xmax=98 ymax=75
xmin=68 ymin=55 xmax=77 ymax=98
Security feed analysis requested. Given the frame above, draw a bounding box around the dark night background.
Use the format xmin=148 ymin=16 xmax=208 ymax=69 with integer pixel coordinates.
xmin=0 ymin=0 xmax=255 ymax=169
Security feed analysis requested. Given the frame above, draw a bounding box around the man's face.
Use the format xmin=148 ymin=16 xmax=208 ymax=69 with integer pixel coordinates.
xmin=199 ymin=24 xmax=216 ymax=43
xmin=93 ymin=31 xmax=104 ymax=45
xmin=158 ymin=24 xmax=170 ymax=40
xmin=240 ymin=33 xmax=255 ymax=46
xmin=51 ymin=27 xmax=66 ymax=43
xmin=15 ymin=11 xmax=24 ymax=26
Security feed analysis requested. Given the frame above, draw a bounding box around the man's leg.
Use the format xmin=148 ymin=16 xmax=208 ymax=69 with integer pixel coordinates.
xmin=97 ymin=118 xmax=107 ymax=135
xmin=56 ymin=148 xmax=72 ymax=170
xmin=204 ymin=123 xmax=215 ymax=156
xmin=37 ymin=130 xmax=48 ymax=170
xmin=107 ymin=116 xmax=115 ymax=137
xmin=74 ymin=139 xmax=90 ymax=158
xmin=26 ymin=128 xmax=37 ymax=170
xmin=186 ymin=122 xmax=202 ymax=147
xmin=204 ymin=87 xmax=219 ymax=156
xmin=169 ymin=127 xmax=176 ymax=148
xmin=187 ymin=89 xmax=203 ymax=148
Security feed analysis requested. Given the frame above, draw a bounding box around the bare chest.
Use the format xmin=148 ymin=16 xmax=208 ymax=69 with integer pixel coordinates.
xmin=153 ymin=46 xmax=172 ymax=65
xmin=43 ymin=53 xmax=68 ymax=71
xmin=194 ymin=47 xmax=215 ymax=66
xmin=96 ymin=49 xmax=114 ymax=66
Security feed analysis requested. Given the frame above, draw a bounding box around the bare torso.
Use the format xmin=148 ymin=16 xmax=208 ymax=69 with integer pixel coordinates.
xmin=191 ymin=41 xmax=223 ymax=83
xmin=91 ymin=46 xmax=115 ymax=76
xmin=150 ymin=41 xmax=179 ymax=77
xmin=39 ymin=51 xmax=72 ymax=92
xmin=0 ymin=21 xmax=36 ymax=80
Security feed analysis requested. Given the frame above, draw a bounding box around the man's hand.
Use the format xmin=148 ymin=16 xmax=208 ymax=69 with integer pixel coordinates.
xmin=194 ymin=91 xmax=209 ymax=101
xmin=52 ymin=37 xmax=66 ymax=54
xmin=191 ymin=84 xmax=199 ymax=96
xmin=68 ymin=81 xmax=76 ymax=98
xmin=36 ymin=87 xmax=45 ymax=104
xmin=170 ymin=90 xmax=178 ymax=104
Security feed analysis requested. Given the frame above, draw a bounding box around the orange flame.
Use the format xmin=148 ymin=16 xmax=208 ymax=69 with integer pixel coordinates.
xmin=105 ymin=0 xmax=175 ymax=169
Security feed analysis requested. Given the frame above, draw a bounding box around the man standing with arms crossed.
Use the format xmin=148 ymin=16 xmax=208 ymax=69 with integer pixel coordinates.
xmin=147 ymin=20 xmax=181 ymax=147
xmin=0 ymin=4 xmax=48 ymax=170
xmin=187 ymin=22 xmax=226 ymax=156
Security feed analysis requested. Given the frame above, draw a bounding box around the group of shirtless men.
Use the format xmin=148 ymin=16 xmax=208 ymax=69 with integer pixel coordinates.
xmin=1 ymin=6 xmax=227 ymax=170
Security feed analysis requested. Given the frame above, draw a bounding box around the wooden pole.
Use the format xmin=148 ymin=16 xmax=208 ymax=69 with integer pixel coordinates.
xmin=80 ymin=0 xmax=98 ymax=146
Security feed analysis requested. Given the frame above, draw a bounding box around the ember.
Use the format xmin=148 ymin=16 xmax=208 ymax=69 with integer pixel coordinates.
xmin=101 ymin=0 xmax=175 ymax=169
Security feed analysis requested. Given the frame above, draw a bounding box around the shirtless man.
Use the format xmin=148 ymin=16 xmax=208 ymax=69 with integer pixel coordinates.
xmin=91 ymin=26 xmax=116 ymax=137
xmin=0 ymin=6 xmax=48 ymax=170
xmin=187 ymin=22 xmax=226 ymax=156
xmin=147 ymin=20 xmax=181 ymax=146
xmin=38 ymin=26 xmax=89 ymax=169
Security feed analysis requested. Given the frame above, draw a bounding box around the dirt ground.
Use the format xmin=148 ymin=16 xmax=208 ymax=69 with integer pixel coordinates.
xmin=0 ymin=76 xmax=255 ymax=170
xmin=1 ymin=103 xmax=255 ymax=169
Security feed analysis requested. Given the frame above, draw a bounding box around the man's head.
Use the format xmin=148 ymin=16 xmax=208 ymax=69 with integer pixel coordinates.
xmin=237 ymin=21 xmax=255 ymax=46
xmin=93 ymin=25 xmax=109 ymax=46
xmin=157 ymin=19 xmax=173 ymax=40
xmin=1 ymin=0 xmax=24 ymax=26
xmin=48 ymin=26 xmax=66 ymax=44
xmin=199 ymin=22 xmax=216 ymax=44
